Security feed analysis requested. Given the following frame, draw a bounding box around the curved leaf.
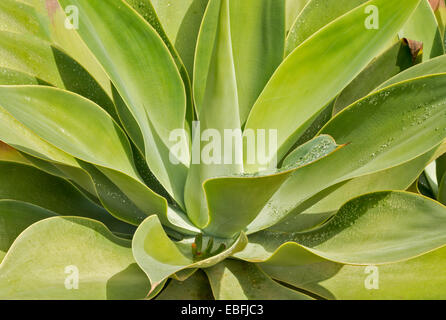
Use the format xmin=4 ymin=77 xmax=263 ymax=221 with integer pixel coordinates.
xmin=0 ymin=200 xmax=55 ymax=261
xmin=204 ymin=259 xmax=311 ymax=300
xmin=0 ymin=30 xmax=118 ymax=120
xmin=0 ymin=141 xmax=30 ymax=164
xmin=0 ymin=216 xmax=150 ymax=299
xmin=243 ymin=0 xmax=421 ymax=171
xmin=286 ymin=0 xmax=310 ymax=31
xmin=185 ymin=0 xmax=285 ymax=226
xmin=248 ymin=73 xmax=446 ymax=231
xmin=262 ymin=245 xmax=446 ymax=299
xmin=236 ymin=192 xmax=446 ymax=266
xmin=32 ymin=0 xmax=113 ymax=96
xmin=286 ymin=0 xmax=367 ymax=56
xmin=377 ymin=53 xmax=446 ymax=89
xmin=399 ymin=0 xmax=445 ymax=61
xmin=333 ymin=39 xmax=414 ymax=115
xmin=150 ymin=0 xmax=209 ymax=76
xmin=202 ymin=135 xmax=341 ymax=237
xmin=156 ymin=270 xmax=214 ymax=300
xmin=0 ymin=0 xmax=47 ymax=39
xmin=58 ymin=0 xmax=189 ymax=206
xmin=132 ymin=215 xmax=247 ymax=292
xmin=0 ymin=161 xmax=134 ymax=234
xmin=0 ymin=85 xmax=138 ymax=179
xmin=268 ymin=146 xmax=438 ymax=233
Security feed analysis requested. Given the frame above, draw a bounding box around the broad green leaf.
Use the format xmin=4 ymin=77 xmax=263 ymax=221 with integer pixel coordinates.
xmin=0 ymin=31 xmax=118 ymax=119
xmin=156 ymin=270 xmax=214 ymax=300
xmin=399 ymin=0 xmax=445 ymax=61
xmin=0 ymin=216 xmax=150 ymax=299
xmin=286 ymin=0 xmax=367 ymax=56
xmin=268 ymin=147 xmax=438 ymax=233
xmin=185 ymin=0 xmax=285 ymax=227
xmin=0 ymin=141 xmax=30 ymax=164
xmin=333 ymin=39 xmax=414 ymax=115
xmin=243 ymin=0 xmax=421 ymax=172
xmin=0 ymin=67 xmax=46 ymax=86
xmin=377 ymin=53 xmax=446 ymax=89
xmin=201 ymin=135 xmax=341 ymax=237
xmin=236 ymin=192 xmax=446 ymax=266
xmin=432 ymin=0 xmax=446 ymax=37
xmin=0 ymin=103 xmax=97 ymax=194
xmin=0 ymin=200 xmax=54 ymax=261
xmin=286 ymin=0 xmax=310 ymax=31
xmin=437 ymin=165 xmax=446 ymax=203
xmin=0 ymin=31 xmax=64 ymax=87
xmin=0 ymin=0 xmax=47 ymax=39
xmin=124 ymin=0 xmax=194 ymax=127
xmin=247 ymin=74 xmax=446 ymax=231
xmin=204 ymin=259 xmax=311 ymax=300
xmin=228 ymin=0 xmax=285 ymax=124
xmin=0 ymin=161 xmax=134 ymax=234
xmin=0 ymin=86 xmax=138 ymax=179
xmin=32 ymin=0 xmax=113 ymax=96
xmin=185 ymin=0 xmax=242 ymax=227
xmin=79 ymin=161 xmax=197 ymax=232
xmin=425 ymin=160 xmax=439 ymax=197
xmin=262 ymin=245 xmax=446 ymax=299
xmin=58 ymin=0 xmax=189 ymax=207
xmin=150 ymin=0 xmax=209 ymax=76
xmin=132 ymin=215 xmax=247 ymax=291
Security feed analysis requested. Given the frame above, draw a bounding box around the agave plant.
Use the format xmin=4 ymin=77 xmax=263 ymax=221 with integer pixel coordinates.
xmin=1 ymin=0 xmax=446 ymax=300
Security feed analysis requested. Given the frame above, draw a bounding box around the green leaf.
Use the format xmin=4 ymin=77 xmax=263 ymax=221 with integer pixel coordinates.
xmin=150 ymin=0 xmax=209 ymax=77
xmin=399 ymin=0 xmax=445 ymax=61
xmin=185 ymin=0 xmax=285 ymax=227
xmin=0 ymin=200 xmax=55 ymax=261
xmin=333 ymin=39 xmax=414 ymax=115
xmin=0 ymin=216 xmax=150 ymax=299
xmin=432 ymin=0 xmax=446 ymax=37
xmin=235 ymin=192 xmax=446 ymax=266
xmin=0 ymin=67 xmax=46 ymax=86
xmin=156 ymin=270 xmax=214 ymax=300
xmin=185 ymin=0 xmax=242 ymax=227
xmin=0 ymin=31 xmax=64 ymax=87
xmin=243 ymin=0 xmax=421 ymax=172
xmin=286 ymin=0 xmax=310 ymax=31
xmin=204 ymin=259 xmax=311 ymax=300
xmin=132 ymin=215 xmax=247 ymax=291
xmin=0 ymin=30 xmax=118 ymax=120
xmin=58 ymin=0 xmax=189 ymax=207
xmin=0 ymin=0 xmax=47 ymax=39
xmin=247 ymin=73 xmax=446 ymax=231
xmin=0 ymin=141 xmax=30 ymax=164
xmin=0 ymin=102 xmax=97 ymax=194
xmin=124 ymin=0 xmax=194 ymax=129
xmin=286 ymin=0 xmax=368 ymax=56
xmin=267 ymin=147 xmax=438 ymax=233
xmin=201 ymin=135 xmax=341 ymax=238
xmin=0 ymin=86 xmax=138 ymax=179
xmin=437 ymin=164 xmax=446 ymax=203
xmin=0 ymin=85 xmax=178 ymax=225
xmin=377 ymin=53 xmax=446 ymax=89
xmin=0 ymin=161 xmax=134 ymax=234
xmin=262 ymin=245 xmax=446 ymax=299
xmin=32 ymin=0 xmax=113 ymax=96
xmin=78 ymin=161 xmax=197 ymax=232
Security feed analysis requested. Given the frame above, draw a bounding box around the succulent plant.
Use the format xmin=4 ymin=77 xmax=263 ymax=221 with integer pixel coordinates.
xmin=1 ymin=0 xmax=446 ymax=300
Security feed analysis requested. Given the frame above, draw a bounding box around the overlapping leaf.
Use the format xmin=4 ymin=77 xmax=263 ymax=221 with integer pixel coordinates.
xmin=0 ymin=216 xmax=150 ymax=299
xmin=236 ymin=192 xmax=446 ymax=266
xmin=243 ymin=0 xmax=421 ymax=172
